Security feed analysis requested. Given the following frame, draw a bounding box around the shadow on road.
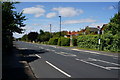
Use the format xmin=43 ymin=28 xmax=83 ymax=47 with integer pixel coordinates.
xmin=18 ymin=48 xmax=48 ymax=63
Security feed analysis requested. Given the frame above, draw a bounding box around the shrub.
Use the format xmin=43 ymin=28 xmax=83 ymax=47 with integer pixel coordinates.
xmin=58 ymin=37 xmax=70 ymax=46
xmin=72 ymin=38 xmax=77 ymax=46
xmin=77 ymin=35 xmax=99 ymax=49
xmin=77 ymin=34 xmax=120 ymax=52
xmin=49 ymin=37 xmax=59 ymax=45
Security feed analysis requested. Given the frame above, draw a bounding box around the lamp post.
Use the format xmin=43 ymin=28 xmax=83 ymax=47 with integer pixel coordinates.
xmin=59 ymin=16 xmax=61 ymax=46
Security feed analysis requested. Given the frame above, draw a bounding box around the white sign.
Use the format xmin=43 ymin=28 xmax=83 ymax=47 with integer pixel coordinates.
xmin=98 ymin=39 xmax=100 ymax=44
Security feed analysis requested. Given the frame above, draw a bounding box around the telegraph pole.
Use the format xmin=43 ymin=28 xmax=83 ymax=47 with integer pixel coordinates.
xmin=97 ymin=26 xmax=101 ymax=51
xmin=50 ymin=24 xmax=51 ymax=38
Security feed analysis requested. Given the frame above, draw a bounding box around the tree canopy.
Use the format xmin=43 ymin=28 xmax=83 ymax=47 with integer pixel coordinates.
xmin=2 ymin=2 xmax=26 ymax=51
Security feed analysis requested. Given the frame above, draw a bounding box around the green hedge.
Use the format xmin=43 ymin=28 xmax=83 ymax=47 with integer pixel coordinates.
xmin=101 ymin=32 xmax=120 ymax=52
xmin=49 ymin=37 xmax=59 ymax=45
xmin=77 ymin=35 xmax=99 ymax=49
xmin=72 ymin=38 xmax=77 ymax=46
xmin=58 ymin=37 xmax=70 ymax=46
xmin=77 ymin=34 xmax=120 ymax=52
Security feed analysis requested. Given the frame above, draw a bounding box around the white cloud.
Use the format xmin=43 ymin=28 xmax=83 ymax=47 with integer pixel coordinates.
xmin=89 ymin=23 xmax=106 ymax=28
xmin=32 ymin=23 xmax=41 ymax=26
xmin=23 ymin=6 xmax=45 ymax=17
xmin=108 ymin=6 xmax=114 ymax=10
xmin=52 ymin=7 xmax=83 ymax=17
xmin=62 ymin=18 xmax=96 ymax=24
xmin=46 ymin=12 xmax=57 ymax=18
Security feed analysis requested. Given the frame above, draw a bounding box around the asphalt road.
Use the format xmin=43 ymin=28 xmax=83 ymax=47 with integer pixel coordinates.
xmin=14 ymin=41 xmax=120 ymax=78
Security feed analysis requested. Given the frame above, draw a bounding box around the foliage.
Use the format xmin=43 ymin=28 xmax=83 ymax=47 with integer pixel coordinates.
xmin=104 ymin=13 xmax=120 ymax=35
xmin=72 ymin=36 xmax=78 ymax=46
xmin=77 ymin=35 xmax=99 ymax=49
xmin=49 ymin=37 xmax=59 ymax=45
xmin=21 ymin=34 xmax=28 ymax=41
xmin=52 ymin=31 xmax=67 ymax=37
xmin=2 ymin=2 xmax=26 ymax=52
xmin=101 ymin=32 xmax=120 ymax=52
xmin=72 ymin=38 xmax=77 ymax=46
xmin=28 ymin=32 xmax=38 ymax=42
xmin=77 ymin=34 xmax=120 ymax=52
xmin=37 ymin=30 xmax=51 ymax=42
xmin=58 ymin=37 xmax=70 ymax=46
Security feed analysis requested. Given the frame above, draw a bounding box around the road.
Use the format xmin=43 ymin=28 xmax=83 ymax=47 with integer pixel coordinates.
xmin=14 ymin=41 xmax=119 ymax=79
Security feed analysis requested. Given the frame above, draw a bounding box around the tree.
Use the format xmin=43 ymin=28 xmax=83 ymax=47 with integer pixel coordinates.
xmin=21 ymin=34 xmax=28 ymax=41
xmin=37 ymin=30 xmax=51 ymax=42
xmin=105 ymin=12 xmax=120 ymax=35
xmin=28 ymin=32 xmax=38 ymax=42
xmin=2 ymin=2 xmax=26 ymax=51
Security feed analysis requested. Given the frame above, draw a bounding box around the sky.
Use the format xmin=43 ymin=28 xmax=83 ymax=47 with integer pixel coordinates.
xmin=13 ymin=2 xmax=118 ymax=38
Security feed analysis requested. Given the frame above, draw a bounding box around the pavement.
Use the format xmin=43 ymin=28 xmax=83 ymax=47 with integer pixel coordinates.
xmin=13 ymin=41 xmax=120 ymax=79
xmin=2 ymin=46 xmax=36 ymax=80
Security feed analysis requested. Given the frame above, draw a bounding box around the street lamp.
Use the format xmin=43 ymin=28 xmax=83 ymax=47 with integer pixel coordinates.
xmin=59 ymin=16 xmax=61 ymax=46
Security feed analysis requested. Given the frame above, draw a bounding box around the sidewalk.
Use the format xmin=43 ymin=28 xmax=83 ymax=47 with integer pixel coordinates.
xmin=2 ymin=47 xmax=36 ymax=80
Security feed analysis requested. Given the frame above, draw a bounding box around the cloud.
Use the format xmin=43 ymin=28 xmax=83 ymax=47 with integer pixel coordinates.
xmin=46 ymin=12 xmax=57 ymax=18
xmin=89 ymin=23 xmax=106 ymax=28
xmin=23 ymin=5 xmax=45 ymax=17
xmin=62 ymin=18 xmax=96 ymax=24
xmin=52 ymin=7 xmax=83 ymax=17
xmin=108 ymin=6 xmax=114 ymax=10
xmin=32 ymin=23 xmax=41 ymax=26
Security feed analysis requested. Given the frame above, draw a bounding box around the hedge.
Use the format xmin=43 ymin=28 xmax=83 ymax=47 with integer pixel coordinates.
xmin=77 ymin=35 xmax=99 ymax=49
xmin=72 ymin=38 xmax=77 ymax=46
xmin=49 ymin=37 xmax=59 ymax=45
xmin=77 ymin=34 xmax=120 ymax=52
xmin=58 ymin=37 xmax=70 ymax=46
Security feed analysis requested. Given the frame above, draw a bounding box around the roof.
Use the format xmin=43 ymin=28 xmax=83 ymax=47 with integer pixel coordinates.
xmin=85 ymin=26 xmax=99 ymax=32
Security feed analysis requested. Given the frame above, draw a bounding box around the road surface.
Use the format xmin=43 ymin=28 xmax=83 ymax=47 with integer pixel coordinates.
xmin=14 ymin=41 xmax=119 ymax=79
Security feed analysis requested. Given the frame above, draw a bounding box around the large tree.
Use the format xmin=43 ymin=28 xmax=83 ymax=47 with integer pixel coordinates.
xmin=105 ymin=12 xmax=120 ymax=35
xmin=37 ymin=30 xmax=51 ymax=42
xmin=2 ymin=2 xmax=26 ymax=51
xmin=28 ymin=32 xmax=38 ymax=42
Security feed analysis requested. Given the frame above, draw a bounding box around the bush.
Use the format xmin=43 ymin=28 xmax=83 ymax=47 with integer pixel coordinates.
xmin=77 ymin=35 xmax=99 ymax=49
xmin=49 ymin=37 xmax=59 ymax=45
xmin=72 ymin=38 xmax=77 ymax=46
xmin=77 ymin=34 xmax=120 ymax=52
xmin=58 ymin=37 xmax=70 ymax=46
xmin=101 ymin=33 xmax=120 ymax=52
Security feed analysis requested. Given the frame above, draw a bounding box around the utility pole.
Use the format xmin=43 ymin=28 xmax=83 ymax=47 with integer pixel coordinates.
xmin=97 ymin=26 xmax=101 ymax=51
xmin=50 ymin=24 xmax=51 ymax=38
xmin=59 ymin=16 xmax=61 ymax=46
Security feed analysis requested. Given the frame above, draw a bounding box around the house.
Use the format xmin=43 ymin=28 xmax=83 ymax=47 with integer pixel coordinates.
xmin=100 ymin=24 xmax=107 ymax=34
xmin=64 ymin=31 xmax=80 ymax=38
xmin=84 ymin=26 xmax=99 ymax=35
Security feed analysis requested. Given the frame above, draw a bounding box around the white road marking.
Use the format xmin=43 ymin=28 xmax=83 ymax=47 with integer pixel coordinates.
xmin=72 ymin=49 xmax=118 ymax=57
xmin=18 ymin=48 xmax=28 ymax=50
xmin=35 ymin=54 xmax=41 ymax=58
xmin=80 ymin=60 xmax=111 ymax=70
xmin=106 ymin=67 xmax=120 ymax=70
xmin=89 ymin=58 xmax=120 ymax=66
xmin=51 ymin=50 xmax=55 ymax=52
xmin=75 ymin=58 xmax=80 ymax=60
xmin=45 ymin=61 xmax=71 ymax=78
xmin=55 ymin=52 xmax=76 ymax=57
xmin=46 ymin=49 xmax=51 ymax=51
xmin=49 ymin=45 xmax=57 ymax=48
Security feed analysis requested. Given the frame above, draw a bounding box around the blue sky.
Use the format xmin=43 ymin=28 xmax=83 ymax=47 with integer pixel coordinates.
xmin=13 ymin=2 xmax=118 ymax=38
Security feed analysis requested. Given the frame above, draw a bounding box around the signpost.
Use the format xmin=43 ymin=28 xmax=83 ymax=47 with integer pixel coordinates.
xmin=97 ymin=26 xmax=101 ymax=50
